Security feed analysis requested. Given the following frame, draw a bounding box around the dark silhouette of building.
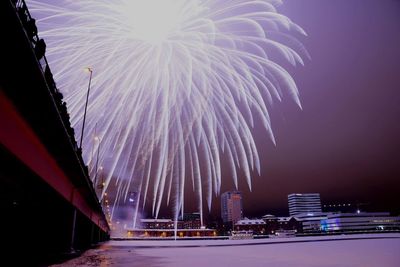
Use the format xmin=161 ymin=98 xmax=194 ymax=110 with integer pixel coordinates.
xmin=261 ymin=214 xmax=302 ymax=234
xmin=181 ymin=212 xmax=202 ymax=229
xmin=234 ymin=218 xmax=266 ymax=235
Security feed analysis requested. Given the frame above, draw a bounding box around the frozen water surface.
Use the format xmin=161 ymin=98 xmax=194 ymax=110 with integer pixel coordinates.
xmin=51 ymin=234 xmax=400 ymax=267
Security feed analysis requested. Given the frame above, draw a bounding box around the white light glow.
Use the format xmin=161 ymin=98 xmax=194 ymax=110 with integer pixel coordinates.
xmin=28 ymin=0 xmax=307 ymax=224
xmin=121 ymin=0 xmax=196 ymax=43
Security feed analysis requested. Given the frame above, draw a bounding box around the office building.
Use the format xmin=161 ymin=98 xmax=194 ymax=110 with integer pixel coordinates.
xmin=221 ymin=191 xmax=243 ymax=224
xmin=288 ymin=193 xmax=322 ymax=216
xmin=296 ymin=212 xmax=331 ymax=232
xmin=321 ymin=212 xmax=400 ymax=232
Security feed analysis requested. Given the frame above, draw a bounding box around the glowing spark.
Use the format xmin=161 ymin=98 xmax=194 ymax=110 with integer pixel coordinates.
xmin=27 ymin=0 xmax=307 ymax=224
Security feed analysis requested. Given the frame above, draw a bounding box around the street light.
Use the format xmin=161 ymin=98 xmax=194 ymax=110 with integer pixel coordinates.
xmin=79 ymin=67 xmax=93 ymax=149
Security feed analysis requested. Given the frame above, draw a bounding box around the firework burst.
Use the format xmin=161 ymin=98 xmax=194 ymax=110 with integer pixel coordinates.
xmin=28 ymin=0 xmax=307 ymax=225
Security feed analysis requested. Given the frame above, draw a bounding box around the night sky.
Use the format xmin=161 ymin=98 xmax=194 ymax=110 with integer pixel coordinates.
xmin=198 ymin=0 xmax=400 ymax=218
xmin=52 ymin=0 xmax=400 ymax=220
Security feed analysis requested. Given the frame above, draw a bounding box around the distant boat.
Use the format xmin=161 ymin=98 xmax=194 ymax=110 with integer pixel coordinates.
xmin=229 ymin=230 xmax=254 ymax=240
xmin=269 ymin=229 xmax=296 ymax=238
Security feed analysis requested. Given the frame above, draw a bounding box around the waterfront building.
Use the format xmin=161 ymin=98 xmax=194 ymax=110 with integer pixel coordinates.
xmin=221 ymin=191 xmax=243 ymax=224
xmin=321 ymin=212 xmax=400 ymax=232
xmin=276 ymin=216 xmax=303 ymax=233
xmin=140 ymin=218 xmax=175 ymax=229
xmin=288 ymin=193 xmax=322 ymax=216
xmin=127 ymin=218 xmax=216 ymax=238
xmin=234 ymin=218 xmax=266 ymax=235
xmin=126 ymin=228 xmax=217 ymax=238
xmin=181 ymin=212 xmax=202 ymax=229
xmin=296 ymin=212 xmax=331 ymax=232
xmin=261 ymin=214 xmax=302 ymax=234
xmin=140 ymin=217 xmax=202 ymax=230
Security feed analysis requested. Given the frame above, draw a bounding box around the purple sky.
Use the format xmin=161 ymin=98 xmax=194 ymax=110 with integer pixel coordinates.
xmin=58 ymin=0 xmax=400 ymax=219
xmin=194 ymin=0 xmax=400 ymax=218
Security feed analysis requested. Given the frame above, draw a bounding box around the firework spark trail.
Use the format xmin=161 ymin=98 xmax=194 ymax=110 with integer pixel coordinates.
xmin=27 ymin=0 xmax=307 ymax=225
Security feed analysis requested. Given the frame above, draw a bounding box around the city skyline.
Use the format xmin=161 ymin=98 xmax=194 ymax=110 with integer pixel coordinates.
xmin=94 ymin=0 xmax=400 ymax=220
xmin=204 ymin=0 xmax=400 ymax=217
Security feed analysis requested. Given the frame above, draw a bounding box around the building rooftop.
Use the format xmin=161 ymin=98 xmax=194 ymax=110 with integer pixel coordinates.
xmin=262 ymin=214 xmax=276 ymax=219
xmin=235 ymin=218 xmax=266 ymax=225
xmin=277 ymin=216 xmax=300 ymax=222
xmin=326 ymin=212 xmax=392 ymax=219
xmin=140 ymin=219 xmax=172 ymax=223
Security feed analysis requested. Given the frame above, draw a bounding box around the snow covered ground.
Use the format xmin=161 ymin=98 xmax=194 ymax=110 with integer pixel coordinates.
xmin=52 ymin=233 xmax=400 ymax=267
